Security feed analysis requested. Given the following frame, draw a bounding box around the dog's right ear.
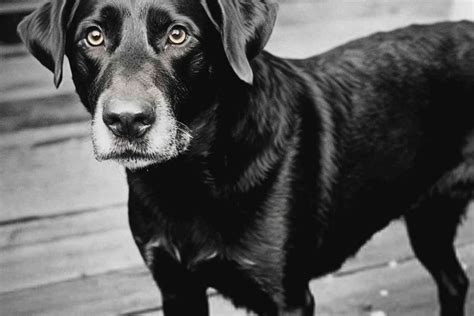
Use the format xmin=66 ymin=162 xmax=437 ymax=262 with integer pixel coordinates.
xmin=201 ymin=0 xmax=278 ymax=85
xmin=17 ymin=0 xmax=79 ymax=88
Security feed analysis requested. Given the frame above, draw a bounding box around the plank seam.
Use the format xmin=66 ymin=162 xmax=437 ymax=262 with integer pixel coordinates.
xmin=0 ymin=202 xmax=126 ymax=227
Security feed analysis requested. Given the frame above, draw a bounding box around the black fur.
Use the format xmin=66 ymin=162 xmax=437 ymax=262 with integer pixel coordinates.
xmin=19 ymin=0 xmax=473 ymax=315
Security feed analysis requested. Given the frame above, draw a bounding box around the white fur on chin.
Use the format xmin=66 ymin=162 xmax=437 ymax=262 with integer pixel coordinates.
xmin=115 ymin=158 xmax=158 ymax=170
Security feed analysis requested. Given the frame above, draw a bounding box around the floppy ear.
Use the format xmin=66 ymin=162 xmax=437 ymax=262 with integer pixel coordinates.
xmin=201 ymin=0 xmax=278 ymax=85
xmin=17 ymin=0 xmax=80 ymax=88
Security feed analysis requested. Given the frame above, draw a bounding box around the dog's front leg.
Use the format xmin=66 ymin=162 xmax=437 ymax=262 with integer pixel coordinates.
xmin=145 ymin=247 xmax=209 ymax=316
xmin=275 ymin=286 xmax=315 ymax=316
xmin=128 ymin=196 xmax=209 ymax=315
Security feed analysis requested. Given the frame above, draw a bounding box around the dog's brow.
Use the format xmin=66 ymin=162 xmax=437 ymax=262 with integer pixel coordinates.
xmin=145 ymin=6 xmax=173 ymax=27
xmin=96 ymin=5 xmax=127 ymax=32
xmin=102 ymin=2 xmax=131 ymax=18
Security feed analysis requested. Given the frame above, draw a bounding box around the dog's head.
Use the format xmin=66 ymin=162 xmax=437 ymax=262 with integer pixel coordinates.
xmin=18 ymin=0 xmax=278 ymax=169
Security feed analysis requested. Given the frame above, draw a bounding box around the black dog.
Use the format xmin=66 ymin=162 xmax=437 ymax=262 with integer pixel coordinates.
xmin=19 ymin=0 xmax=473 ymax=315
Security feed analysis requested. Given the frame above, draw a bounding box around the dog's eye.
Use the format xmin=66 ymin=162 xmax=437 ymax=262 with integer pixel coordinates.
xmin=168 ymin=27 xmax=187 ymax=45
xmin=86 ymin=29 xmax=104 ymax=47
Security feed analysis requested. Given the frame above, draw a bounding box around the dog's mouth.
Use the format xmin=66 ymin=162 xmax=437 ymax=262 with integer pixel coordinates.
xmin=95 ymin=141 xmax=173 ymax=167
xmin=96 ymin=151 xmax=164 ymax=169
xmin=96 ymin=148 xmax=163 ymax=163
xmin=91 ymin=121 xmax=193 ymax=170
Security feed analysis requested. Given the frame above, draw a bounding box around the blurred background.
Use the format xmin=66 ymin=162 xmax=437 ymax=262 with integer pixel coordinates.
xmin=1 ymin=0 xmax=473 ymax=315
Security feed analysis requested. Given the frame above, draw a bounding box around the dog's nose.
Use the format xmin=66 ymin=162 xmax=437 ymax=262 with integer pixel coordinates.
xmin=102 ymin=99 xmax=156 ymax=138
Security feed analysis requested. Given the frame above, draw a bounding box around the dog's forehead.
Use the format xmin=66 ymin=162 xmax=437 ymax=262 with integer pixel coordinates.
xmin=77 ymin=0 xmax=205 ymax=21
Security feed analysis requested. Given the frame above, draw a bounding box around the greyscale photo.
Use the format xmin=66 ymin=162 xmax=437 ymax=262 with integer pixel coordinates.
xmin=1 ymin=0 xmax=474 ymax=315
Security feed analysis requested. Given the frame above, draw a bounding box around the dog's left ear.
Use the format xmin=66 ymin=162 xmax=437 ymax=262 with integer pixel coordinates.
xmin=201 ymin=0 xmax=278 ymax=85
xmin=17 ymin=0 xmax=80 ymax=88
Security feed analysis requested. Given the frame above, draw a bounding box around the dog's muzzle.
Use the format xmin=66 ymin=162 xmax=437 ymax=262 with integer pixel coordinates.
xmin=91 ymin=89 xmax=192 ymax=170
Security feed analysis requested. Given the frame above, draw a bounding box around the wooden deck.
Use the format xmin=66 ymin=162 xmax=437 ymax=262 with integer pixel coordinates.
xmin=1 ymin=193 xmax=473 ymax=315
xmin=1 ymin=1 xmax=474 ymax=315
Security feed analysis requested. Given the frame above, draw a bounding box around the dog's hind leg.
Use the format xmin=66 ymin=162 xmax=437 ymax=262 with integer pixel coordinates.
xmin=404 ymin=170 xmax=471 ymax=316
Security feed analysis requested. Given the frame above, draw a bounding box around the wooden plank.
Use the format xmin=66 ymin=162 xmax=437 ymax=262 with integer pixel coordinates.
xmin=0 ymin=54 xmax=76 ymax=104
xmin=0 ymin=204 xmax=127 ymax=249
xmin=0 ymin=267 xmax=159 ymax=316
xmin=0 ymin=55 xmax=84 ymax=133
xmin=0 ymin=122 xmax=89 ymax=150
xmin=0 ymin=226 xmax=142 ymax=294
xmin=0 ymin=137 xmax=127 ymax=223
xmin=0 ymin=93 xmax=88 ymax=133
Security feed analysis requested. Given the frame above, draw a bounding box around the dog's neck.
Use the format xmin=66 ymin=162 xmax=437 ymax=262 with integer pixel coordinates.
xmin=200 ymin=52 xmax=307 ymax=193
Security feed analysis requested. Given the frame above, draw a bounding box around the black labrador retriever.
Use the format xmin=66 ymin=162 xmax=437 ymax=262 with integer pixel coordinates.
xmin=18 ymin=0 xmax=473 ymax=315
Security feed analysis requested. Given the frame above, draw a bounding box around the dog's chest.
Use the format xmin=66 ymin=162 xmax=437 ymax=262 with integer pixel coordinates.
xmin=129 ymin=170 xmax=288 ymax=293
xmin=140 ymin=228 xmax=285 ymax=296
xmin=142 ymin=232 xmax=265 ymax=271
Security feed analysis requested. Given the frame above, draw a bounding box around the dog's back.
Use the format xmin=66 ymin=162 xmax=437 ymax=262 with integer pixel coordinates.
xmin=285 ymin=21 xmax=474 ymax=270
